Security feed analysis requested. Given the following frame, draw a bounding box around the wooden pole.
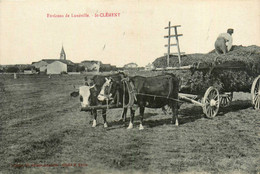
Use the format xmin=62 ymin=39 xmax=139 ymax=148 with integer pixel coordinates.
xmin=81 ymin=104 xmax=123 ymax=111
xmin=174 ymin=27 xmax=182 ymax=66
xmin=167 ymin=21 xmax=171 ymax=67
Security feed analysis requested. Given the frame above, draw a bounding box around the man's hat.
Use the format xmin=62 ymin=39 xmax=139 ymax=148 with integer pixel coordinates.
xmin=227 ymin=28 xmax=234 ymax=34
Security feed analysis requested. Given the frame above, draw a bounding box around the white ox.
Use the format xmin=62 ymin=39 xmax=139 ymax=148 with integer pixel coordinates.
xmin=97 ymin=78 xmax=112 ymax=101
xmin=79 ymin=84 xmax=109 ymax=128
xmin=79 ymin=85 xmax=94 ymax=108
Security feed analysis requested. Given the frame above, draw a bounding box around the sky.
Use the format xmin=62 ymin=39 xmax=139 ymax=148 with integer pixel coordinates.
xmin=0 ymin=0 xmax=259 ymax=67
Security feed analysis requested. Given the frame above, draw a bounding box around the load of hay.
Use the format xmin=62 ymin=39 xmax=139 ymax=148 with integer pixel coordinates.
xmin=153 ymin=45 xmax=260 ymax=95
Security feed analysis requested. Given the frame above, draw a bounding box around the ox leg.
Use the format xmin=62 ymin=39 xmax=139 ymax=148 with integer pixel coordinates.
xmin=102 ymin=109 xmax=108 ymax=128
xmin=120 ymin=108 xmax=128 ymax=122
xmin=139 ymin=106 xmax=145 ymax=130
xmin=171 ymin=102 xmax=179 ymax=126
xmin=162 ymin=106 xmax=167 ymax=115
xmin=92 ymin=110 xmax=97 ymax=127
xmin=123 ymin=107 xmax=127 ymax=122
xmin=127 ymin=108 xmax=135 ymax=129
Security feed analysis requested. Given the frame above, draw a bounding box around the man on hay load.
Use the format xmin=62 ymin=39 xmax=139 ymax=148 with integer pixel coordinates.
xmin=215 ymin=28 xmax=234 ymax=55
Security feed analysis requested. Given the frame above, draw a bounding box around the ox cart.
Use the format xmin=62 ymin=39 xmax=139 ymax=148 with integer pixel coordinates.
xmin=80 ymin=62 xmax=259 ymax=120
xmin=156 ymin=61 xmax=260 ymax=118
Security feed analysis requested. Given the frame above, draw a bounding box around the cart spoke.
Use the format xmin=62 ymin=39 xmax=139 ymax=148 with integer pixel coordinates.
xmin=227 ymin=97 xmax=231 ymax=102
xmin=254 ymin=95 xmax=258 ymax=103
xmin=206 ymin=106 xmax=211 ymax=115
xmin=210 ymin=91 xmax=215 ymax=99
xmin=212 ymin=107 xmax=217 ymax=115
xmin=210 ymin=107 xmax=213 ymax=116
xmin=211 ymin=91 xmax=216 ymax=99
xmin=256 ymin=96 xmax=260 ymax=109
xmin=224 ymin=98 xmax=227 ymax=105
xmin=255 ymin=98 xmax=259 ymax=109
xmin=206 ymin=106 xmax=211 ymax=116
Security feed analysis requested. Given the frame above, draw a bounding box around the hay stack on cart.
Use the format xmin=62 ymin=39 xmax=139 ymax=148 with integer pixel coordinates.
xmin=153 ymin=45 xmax=260 ymax=116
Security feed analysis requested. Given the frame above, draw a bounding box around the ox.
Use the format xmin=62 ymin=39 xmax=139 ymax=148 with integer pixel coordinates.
xmin=76 ymin=73 xmax=127 ymax=127
xmin=99 ymin=74 xmax=179 ymax=130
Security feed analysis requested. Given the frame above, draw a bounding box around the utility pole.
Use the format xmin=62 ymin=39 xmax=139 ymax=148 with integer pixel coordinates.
xmin=164 ymin=21 xmax=184 ymax=67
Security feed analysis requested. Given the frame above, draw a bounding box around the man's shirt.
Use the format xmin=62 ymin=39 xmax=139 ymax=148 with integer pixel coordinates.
xmin=217 ymin=33 xmax=233 ymax=51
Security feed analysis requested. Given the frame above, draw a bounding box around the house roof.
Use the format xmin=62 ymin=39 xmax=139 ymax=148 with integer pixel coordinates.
xmin=81 ymin=60 xmax=100 ymax=64
xmin=41 ymin=59 xmax=74 ymax=65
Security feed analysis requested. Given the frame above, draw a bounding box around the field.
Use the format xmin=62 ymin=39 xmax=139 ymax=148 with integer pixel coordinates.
xmin=0 ymin=74 xmax=259 ymax=174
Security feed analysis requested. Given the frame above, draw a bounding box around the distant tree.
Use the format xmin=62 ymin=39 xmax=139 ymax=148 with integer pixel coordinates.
xmin=78 ymin=66 xmax=85 ymax=72
xmin=100 ymin=64 xmax=117 ymax=72
xmin=22 ymin=65 xmax=34 ymax=71
xmin=6 ymin=66 xmax=19 ymax=73
xmin=67 ymin=65 xmax=74 ymax=72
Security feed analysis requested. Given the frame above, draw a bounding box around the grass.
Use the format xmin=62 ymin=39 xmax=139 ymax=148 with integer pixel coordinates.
xmin=0 ymin=74 xmax=259 ymax=174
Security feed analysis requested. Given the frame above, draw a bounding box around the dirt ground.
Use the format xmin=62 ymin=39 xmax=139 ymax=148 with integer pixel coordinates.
xmin=0 ymin=74 xmax=259 ymax=174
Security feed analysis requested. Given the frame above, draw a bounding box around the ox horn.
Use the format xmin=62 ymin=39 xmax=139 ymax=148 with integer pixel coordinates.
xmin=90 ymin=84 xmax=96 ymax=89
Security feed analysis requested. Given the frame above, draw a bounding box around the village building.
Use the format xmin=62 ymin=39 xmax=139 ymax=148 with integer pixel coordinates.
xmin=32 ymin=46 xmax=74 ymax=74
xmin=47 ymin=61 xmax=67 ymax=74
xmin=32 ymin=60 xmax=49 ymax=72
xmin=123 ymin=62 xmax=138 ymax=69
xmin=145 ymin=63 xmax=155 ymax=71
xmin=80 ymin=60 xmax=100 ymax=72
xmin=60 ymin=45 xmax=66 ymax=60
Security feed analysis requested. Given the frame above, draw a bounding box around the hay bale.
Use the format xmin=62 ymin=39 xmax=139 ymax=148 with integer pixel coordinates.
xmin=153 ymin=45 xmax=260 ymax=94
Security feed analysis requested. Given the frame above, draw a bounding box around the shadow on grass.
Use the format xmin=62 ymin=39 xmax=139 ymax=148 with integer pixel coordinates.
xmin=102 ymin=100 xmax=252 ymax=129
xmin=108 ymin=113 xmax=158 ymax=128
xmin=143 ymin=105 xmax=203 ymax=128
xmin=140 ymin=100 xmax=252 ymax=128
xmin=218 ymin=100 xmax=252 ymax=115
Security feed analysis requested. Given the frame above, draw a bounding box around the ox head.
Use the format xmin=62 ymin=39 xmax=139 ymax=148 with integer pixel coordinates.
xmin=97 ymin=77 xmax=113 ymax=101
xmin=79 ymin=84 xmax=96 ymax=108
xmin=97 ymin=73 xmax=126 ymax=103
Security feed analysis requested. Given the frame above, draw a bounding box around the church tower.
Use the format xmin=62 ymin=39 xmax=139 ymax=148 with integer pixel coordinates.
xmin=60 ymin=45 xmax=66 ymax=60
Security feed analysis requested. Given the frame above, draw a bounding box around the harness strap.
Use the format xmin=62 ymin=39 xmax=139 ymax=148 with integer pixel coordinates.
xmin=121 ymin=78 xmax=136 ymax=108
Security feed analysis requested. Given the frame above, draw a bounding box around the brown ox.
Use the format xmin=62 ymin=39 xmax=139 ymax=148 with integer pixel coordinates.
xmin=99 ymin=74 xmax=179 ymax=130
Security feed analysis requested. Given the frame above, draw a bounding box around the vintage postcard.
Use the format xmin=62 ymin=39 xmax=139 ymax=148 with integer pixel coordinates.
xmin=0 ymin=0 xmax=259 ymax=173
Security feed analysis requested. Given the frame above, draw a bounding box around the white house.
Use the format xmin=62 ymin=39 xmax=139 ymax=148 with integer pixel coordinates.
xmin=33 ymin=59 xmax=74 ymax=74
xmin=32 ymin=46 xmax=71 ymax=73
xmin=80 ymin=60 xmax=100 ymax=72
xmin=40 ymin=65 xmax=48 ymax=72
xmin=47 ymin=61 xmax=67 ymax=74
xmin=145 ymin=63 xmax=155 ymax=71
xmin=32 ymin=60 xmax=49 ymax=72
xmin=123 ymin=63 xmax=138 ymax=69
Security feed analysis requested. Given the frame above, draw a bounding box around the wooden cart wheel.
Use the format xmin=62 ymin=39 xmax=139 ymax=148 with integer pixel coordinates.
xmin=220 ymin=92 xmax=233 ymax=107
xmin=202 ymin=87 xmax=220 ymax=118
xmin=251 ymin=75 xmax=260 ymax=110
